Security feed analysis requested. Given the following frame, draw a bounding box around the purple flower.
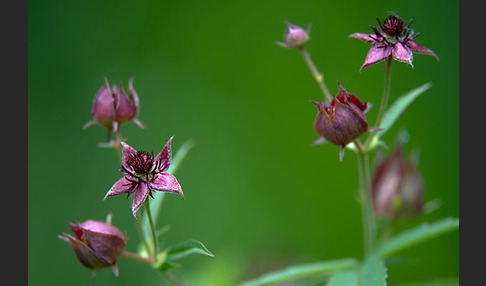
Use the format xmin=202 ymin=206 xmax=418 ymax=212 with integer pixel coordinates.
xmin=58 ymin=219 xmax=126 ymax=276
xmin=104 ymin=136 xmax=183 ymax=217
xmin=84 ymin=77 xmax=144 ymax=139
xmin=276 ymin=21 xmax=310 ymax=49
xmin=349 ymin=15 xmax=439 ymax=71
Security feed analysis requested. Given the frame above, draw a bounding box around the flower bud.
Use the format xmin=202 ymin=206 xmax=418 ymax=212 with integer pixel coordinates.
xmin=312 ymin=82 xmax=377 ymax=160
xmin=58 ymin=219 xmax=127 ymax=276
xmin=371 ymin=146 xmax=424 ymax=220
xmin=83 ymin=77 xmax=143 ymax=139
xmin=277 ymin=21 xmax=309 ymax=49
xmin=86 ymin=78 xmax=116 ymax=129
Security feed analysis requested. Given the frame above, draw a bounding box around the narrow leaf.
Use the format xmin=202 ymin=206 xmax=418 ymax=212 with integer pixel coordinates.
xmin=151 ymin=138 xmax=196 ymax=225
xmin=396 ymin=277 xmax=459 ymax=286
xmin=157 ymin=225 xmax=171 ymax=245
xmin=240 ymin=258 xmax=359 ymax=286
xmin=377 ymin=82 xmax=432 ymax=139
xmin=327 ymin=270 xmax=358 ymax=286
xmin=166 ymin=239 xmax=214 ymax=261
xmin=140 ymin=138 xmax=196 ymax=240
xmin=359 ymin=254 xmax=387 ymax=286
xmin=156 ymin=259 xmax=181 ymax=272
xmin=377 ymin=217 xmax=459 ymax=258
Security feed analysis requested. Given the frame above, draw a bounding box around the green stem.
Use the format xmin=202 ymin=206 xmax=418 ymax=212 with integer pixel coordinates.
xmin=355 ymin=141 xmax=377 ymax=255
xmin=365 ymin=56 xmax=392 ymax=150
xmin=114 ymin=123 xmax=123 ymax=160
xmin=379 ymin=221 xmax=393 ymax=244
xmin=163 ymin=270 xmax=183 ymax=286
xmin=115 ymin=141 xmax=122 ymax=161
xmin=298 ymin=46 xmax=333 ymax=102
xmin=135 ymin=212 xmax=152 ymax=256
xmin=121 ymin=250 xmax=154 ymax=265
xmin=145 ymin=201 xmax=158 ymax=261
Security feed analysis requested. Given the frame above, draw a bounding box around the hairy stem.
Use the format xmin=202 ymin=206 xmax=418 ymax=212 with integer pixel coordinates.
xmin=145 ymin=201 xmax=158 ymax=261
xmin=163 ymin=270 xmax=183 ymax=286
xmin=298 ymin=46 xmax=333 ymax=102
xmin=120 ymin=250 xmax=154 ymax=265
xmin=355 ymin=141 xmax=377 ymax=255
xmin=365 ymin=56 xmax=392 ymax=150
xmin=135 ymin=212 xmax=152 ymax=256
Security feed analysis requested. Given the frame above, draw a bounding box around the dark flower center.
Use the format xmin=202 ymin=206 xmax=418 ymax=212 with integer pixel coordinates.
xmin=370 ymin=15 xmax=416 ymax=46
xmin=381 ymin=15 xmax=406 ymax=37
xmin=127 ymin=150 xmax=155 ymax=175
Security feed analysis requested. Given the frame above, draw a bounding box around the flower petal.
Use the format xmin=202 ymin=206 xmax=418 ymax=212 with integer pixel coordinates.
xmin=407 ymin=41 xmax=439 ymax=61
xmin=128 ymin=77 xmax=140 ymax=110
xmin=392 ymin=42 xmax=413 ymax=67
xmin=92 ymin=78 xmax=116 ymax=122
xmin=104 ymin=177 xmax=136 ymax=200
xmin=132 ymin=182 xmax=150 ymax=217
xmin=150 ymin=173 xmax=184 ymax=198
xmin=114 ymin=80 xmax=137 ymax=121
xmin=83 ymin=228 xmax=125 ymax=265
xmin=349 ymin=33 xmax=376 ymax=43
xmin=155 ymin=136 xmax=174 ymax=172
xmin=360 ymin=44 xmax=392 ymax=72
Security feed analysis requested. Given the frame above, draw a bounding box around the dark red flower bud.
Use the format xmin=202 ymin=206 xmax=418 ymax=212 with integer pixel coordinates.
xmin=58 ymin=219 xmax=127 ymax=276
xmin=312 ymin=82 xmax=378 ymax=160
xmin=83 ymin=77 xmax=143 ymax=139
xmin=276 ymin=21 xmax=310 ymax=49
xmin=371 ymin=146 xmax=424 ymax=220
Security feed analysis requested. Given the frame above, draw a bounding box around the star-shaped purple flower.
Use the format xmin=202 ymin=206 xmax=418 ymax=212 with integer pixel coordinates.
xmin=104 ymin=136 xmax=183 ymax=217
xmin=349 ymin=15 xmax=439 ymax=71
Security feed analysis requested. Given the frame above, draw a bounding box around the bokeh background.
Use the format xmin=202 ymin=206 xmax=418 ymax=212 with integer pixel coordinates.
xmin=28 ymin=0 xmax=459 ymax=285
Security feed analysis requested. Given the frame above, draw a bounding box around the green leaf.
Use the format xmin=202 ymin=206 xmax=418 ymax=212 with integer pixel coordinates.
xmin=327 ymin=270 xmax=358 ymax=286
xmin=359 ymin=254 xmax=387 ymax=286
xmin=156 ymin=259 xmax=181 ymax=272
xmin=154 ymin=239 xmax=213 ymax=272
xmin=152 ymin=138 xmax=195 ymax=225
xmin=140 ymin=138 xmax=196 ymax=241
xmin=157 ymin=225 xmax=171 ymax=244
xmin=396 ymin=277 xmax=459 ymax=286
xmin=166 ymin=239 xmax=215 ymax=261
xmin=377 ymin=82 xmax=432 ymax=139
xmin=377 ymin=217 xmax=459 ymax=258
xmin=240 ymin=258 xmax=359 ymax=286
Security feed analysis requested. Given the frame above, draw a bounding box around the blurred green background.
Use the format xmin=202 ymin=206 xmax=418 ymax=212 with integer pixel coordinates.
xmin=28 ymin=0 xmax=458 ymax=285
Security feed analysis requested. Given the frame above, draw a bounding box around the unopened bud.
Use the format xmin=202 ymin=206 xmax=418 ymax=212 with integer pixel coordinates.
xmin=371 ymin=146 xmax=424 ymax=220
xmin=277 ymin=21 xmax=309 ymax=49
xmin=58 ymin=219 xmax=127 ymax=276
xmin=83 ymin=77 xmax=143 ymax=139
xmin=312 ymin=82 xmax=379 ymax=160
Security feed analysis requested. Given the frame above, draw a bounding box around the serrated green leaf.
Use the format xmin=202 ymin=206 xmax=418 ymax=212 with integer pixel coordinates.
xmin=327 ymin=270 xmax=358 ymax=286
xmin=359 ymin=254 xmax=387 ymax=286
xmin=240 ymin=258 xmax=359 ymax=286
xmin=166 ymin=239 xmax=214 ymax=261
xmin=377 ymin=82 xmax=432 ymax=139
xmin=377 ymin=217 xmax=459 ymax=258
